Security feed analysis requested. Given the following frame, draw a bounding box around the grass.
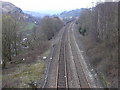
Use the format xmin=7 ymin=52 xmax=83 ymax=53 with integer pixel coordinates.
xmin=2 ymin=60 xmax=45 ymax=88
xmin=20 ymin=22 xmax=37 ymax=31
xmin=100 ymin=73 xmax=110 ymax=88
xmin=24 ymin=23 xmax=36 ymax=31
xmin=2 ymin=48 xmax=51 ymax=88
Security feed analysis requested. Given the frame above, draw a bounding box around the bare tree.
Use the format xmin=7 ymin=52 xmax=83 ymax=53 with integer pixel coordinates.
xmin=2 ymin=15 xmax=20 ymax=68
xmin=40 ymin=16 xmax=64 ymax=40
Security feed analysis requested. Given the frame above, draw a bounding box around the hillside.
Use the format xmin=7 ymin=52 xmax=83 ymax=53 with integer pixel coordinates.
xmin=59 ymin=9 xmax=83 ymax=18
xmin=1 ymin=1 xmax=38 ymax=23
xmin=59 ymin=9 xmax=85 ymax=23
xmin=23 ymin=10 xmax=46 ymax=18
xmin=1 ymin=1 xmax=23 ymax=14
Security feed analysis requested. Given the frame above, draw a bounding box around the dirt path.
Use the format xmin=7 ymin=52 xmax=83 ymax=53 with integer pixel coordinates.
xmin=43 ymin=22 xmax=103 ymax=88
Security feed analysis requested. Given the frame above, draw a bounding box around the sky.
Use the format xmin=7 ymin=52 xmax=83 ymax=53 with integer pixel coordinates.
xmin=2 ymin=0 xmax=98 ymax=11
xmin=2 ymin=0 xmax=110 ymax=14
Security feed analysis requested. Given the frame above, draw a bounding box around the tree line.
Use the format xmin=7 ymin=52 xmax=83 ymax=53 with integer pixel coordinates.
xmin=2 ymin=15 xmax=64 ymax=68
xmin=77 ymin=2 xmax=118 ymax=88
xmin=78 ymin=2 xmax=118 ymax=45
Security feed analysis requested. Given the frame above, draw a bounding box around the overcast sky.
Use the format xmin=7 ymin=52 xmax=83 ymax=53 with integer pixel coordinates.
xmin=2 ymin=0 xmax=100 ymax=12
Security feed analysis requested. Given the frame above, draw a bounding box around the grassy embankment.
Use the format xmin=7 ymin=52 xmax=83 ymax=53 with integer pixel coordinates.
xmin=2 ymin=49 xmax=50 ymax=88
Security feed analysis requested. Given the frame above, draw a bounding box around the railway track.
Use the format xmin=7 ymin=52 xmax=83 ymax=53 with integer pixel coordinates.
xmin=69 ymin=23 xmax=90 ymax=88
xmin=44 ymin=22 xmax=99 ymax=88
xmin=57 ymin=22 xmax=91 ymax=88
xmin=43 ymin=26 xmax=69 ymax=88
xmin=57 ymin=28 xmax=68 ymax=88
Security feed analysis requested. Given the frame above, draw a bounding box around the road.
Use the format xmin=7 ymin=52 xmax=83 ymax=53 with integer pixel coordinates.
xmin=42 ymin=22 xmax=103 ymax=88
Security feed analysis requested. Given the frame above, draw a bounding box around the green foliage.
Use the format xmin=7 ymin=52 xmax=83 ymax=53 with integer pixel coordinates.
xmin=78 ymin=27 xmax=86 ymax=36
xmin=99 ymin=73 xmax=110 ymax=88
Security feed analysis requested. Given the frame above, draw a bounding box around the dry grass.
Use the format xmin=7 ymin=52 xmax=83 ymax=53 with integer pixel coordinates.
xmin=2 ymin=60 xmax=45 ymax=88
xmin=2 ymin=49 xmax=51 ymax=88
